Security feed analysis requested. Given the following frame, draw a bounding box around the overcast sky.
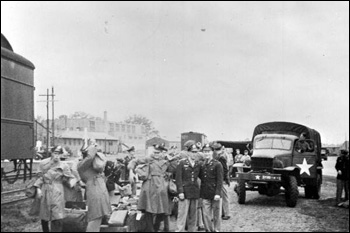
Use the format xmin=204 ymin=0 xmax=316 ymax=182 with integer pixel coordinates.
xmin=1 ymin=1 xmax=349 ymax=144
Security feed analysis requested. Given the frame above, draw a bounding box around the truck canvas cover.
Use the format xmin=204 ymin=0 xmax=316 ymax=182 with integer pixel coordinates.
xmin=252 ymin=122 xmax=322 ymax=162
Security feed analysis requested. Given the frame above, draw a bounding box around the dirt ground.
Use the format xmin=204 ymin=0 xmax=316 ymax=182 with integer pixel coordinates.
xmin=220 ymin=175 xmax=349 ymax=232
xmin=1 ymin=174 xmax=349 ymax=232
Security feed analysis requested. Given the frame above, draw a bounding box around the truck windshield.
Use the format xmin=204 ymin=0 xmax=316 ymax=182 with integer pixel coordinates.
xmin=255 ymin=138 xmax=292 ymax=150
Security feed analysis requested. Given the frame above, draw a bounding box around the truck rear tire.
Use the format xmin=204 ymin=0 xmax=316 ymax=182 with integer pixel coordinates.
xmin=312 ymin=174 xmax=321 ymax=199
xmin=304 ymin=174 xmax=321 ymax=199
xmin=304 ymin=186 xmax=313 ymax=198
xmin=285 ymin=176 xmax=298 ymax=207
xmin=237 ymin=179 xmax=246 ymax=204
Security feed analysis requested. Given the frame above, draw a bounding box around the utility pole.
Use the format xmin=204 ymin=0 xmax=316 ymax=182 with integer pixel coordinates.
xmin=38 ymin=88 xmax=57 ymax=157
xmin=52 ymin=87 xmax=55 ymax=146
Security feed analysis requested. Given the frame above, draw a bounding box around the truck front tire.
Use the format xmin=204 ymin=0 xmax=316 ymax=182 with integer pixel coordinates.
xmin=237 ymin=179 xmax=246 ymax=204
xmin=285 ymin=176 xmax=298 ymax=207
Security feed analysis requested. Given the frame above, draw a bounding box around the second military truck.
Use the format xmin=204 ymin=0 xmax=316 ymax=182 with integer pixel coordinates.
xmin=235 ymin=122 xmax=322 ymax=207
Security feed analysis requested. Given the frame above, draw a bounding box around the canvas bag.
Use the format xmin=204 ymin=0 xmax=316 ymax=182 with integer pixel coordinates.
xmin=168 ymin=179 xmax=177 ymax=195
xmin=28 ymin=197 xmax=40 ymax=216
xmin=135 ymin=163 xmax=150 ymax=181
xmin=25 ymin=179 xmax=37 ymax=198
xmin=92 ymin=152 xmax=107 ymax=173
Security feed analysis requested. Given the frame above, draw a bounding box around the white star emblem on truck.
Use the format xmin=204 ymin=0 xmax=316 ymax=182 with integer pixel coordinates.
xmin=296 ymin=158 xmax=313 ymax=176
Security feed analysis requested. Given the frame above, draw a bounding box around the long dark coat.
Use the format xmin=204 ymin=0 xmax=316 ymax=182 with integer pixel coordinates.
xmin=129 ymin=154 xmax=170 ymax=214
xmin=77 ymin=147 xmax=111 ymax=221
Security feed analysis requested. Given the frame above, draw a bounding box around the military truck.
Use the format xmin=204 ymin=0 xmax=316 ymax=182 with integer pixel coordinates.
xmin=235 ymin=122 xmax=322 ymax=207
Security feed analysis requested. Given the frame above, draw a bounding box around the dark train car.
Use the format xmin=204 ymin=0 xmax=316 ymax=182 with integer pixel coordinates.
xmin=181 ymin=131 xmax=208 ymax=150
xmin=1 ymin=34 xmax=35 ymax=161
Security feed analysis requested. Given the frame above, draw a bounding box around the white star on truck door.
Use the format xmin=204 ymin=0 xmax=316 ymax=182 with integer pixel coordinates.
xmin=296 ymin=158 xmax=313 ymax=176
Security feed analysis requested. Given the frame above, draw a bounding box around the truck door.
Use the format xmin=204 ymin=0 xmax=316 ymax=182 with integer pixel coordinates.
xmin=292 ymin=139 xmax=317 ymax=180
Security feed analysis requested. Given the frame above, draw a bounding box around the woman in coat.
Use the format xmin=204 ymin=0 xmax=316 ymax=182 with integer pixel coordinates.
xmin=34 ymin=146 xmax=75 ymax=232
xmin=128 ymin=144 xmax=170 ymax=232
xmin=77 ymin=143 xmax=111 ymax=232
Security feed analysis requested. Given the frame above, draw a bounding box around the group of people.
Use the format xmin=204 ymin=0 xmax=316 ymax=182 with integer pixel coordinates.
xmin=31 ymin=139 xmax=249 ymax=232
xmin=123 ymin=140 xmax=235 ymax=232
xmin=33 ymin=140 xmax=112 ymax=232
xmin=31 ymin=135 xmax=349 ymax=232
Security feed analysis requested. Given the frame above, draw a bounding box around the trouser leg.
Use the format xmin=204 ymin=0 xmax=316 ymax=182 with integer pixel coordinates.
xmin=221 ymin=184 xmax=230 ymax=217
xmin=202 ymin=199 xmax=214 ymax=232
xmin=344 ymin=180 xmax=349 ymax=201
xmin=131 ymin=181 xmax=137 ymax=196
xmin=213 ymin=198 xmax=222 ymax=232
xmin=197 ymin=207 xmax=204 ymax=228
xmin=86 ymin=217 xmax=103 ymax=232
xmin=186 ymin=199 xmax=198 ymax=232
xmin=50 ymin=219 xmax=63 ymax=232
xmin=336 ymin=179 xmax=344 ymax=204
xmin=41 ymin=220 xmax=50 ymax=232
xmin=176 ymin=199 xmax=190 ymax=232
xmin=144 ymin=212 xmax=155 ymax=232
xmin=229 ymin=165 xmax=233 ymax=178
xmin=163 ymin=215 xmax=170 ymax=232
xmin=154 ymin=214 xmax=166 ymax=232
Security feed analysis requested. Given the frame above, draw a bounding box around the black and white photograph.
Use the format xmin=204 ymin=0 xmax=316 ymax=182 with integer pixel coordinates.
xmin=1 ymin=1 xmax=349 ymax=232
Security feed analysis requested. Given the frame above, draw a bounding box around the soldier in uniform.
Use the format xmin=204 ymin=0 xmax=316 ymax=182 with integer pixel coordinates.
xmin=78 ymin=143 xmax=111 ymax=232
xmin=176 ymin=142 xmax=202 ymax=232
xmin=212 ymin=142 xmax=231 ymax=220
xmin=335 ymin=149 xmax=349 ymax=206
xmin=199 ymin=143 xmax=223 ymax=232
xmin=128 ymin=144 xmax=170 ymax=232
xmin=35 ymin=146 xmax=75 ymax=232
xmin=123 ymin=146 xmax=137 ymax=197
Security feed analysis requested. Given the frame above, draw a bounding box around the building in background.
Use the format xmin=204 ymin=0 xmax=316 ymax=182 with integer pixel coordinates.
xmin=55 ymin=130 xmax=120 ymax=156
xmin=38 ymin=111 xmax=146 ymax=152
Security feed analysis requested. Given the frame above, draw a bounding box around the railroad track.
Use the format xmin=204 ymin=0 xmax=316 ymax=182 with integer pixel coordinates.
xmin=1 ymin=173 xmax=38 ymax=181
xmin=1 ymin=173 xmax=38 ymax=206
xmin=1 ymin=188 xmax=31 ymax=206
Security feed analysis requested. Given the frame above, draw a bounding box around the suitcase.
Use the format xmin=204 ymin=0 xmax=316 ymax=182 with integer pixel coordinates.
xmin=108 ymin=210 xmax=128 ymax=227
xmin=62 ymin=208 xmax=87 ymax=232
xmin=126 ymin=211 xmax=148 ymax=232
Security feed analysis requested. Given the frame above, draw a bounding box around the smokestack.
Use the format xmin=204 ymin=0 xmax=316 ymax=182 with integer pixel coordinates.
xmin=104 ymin=111 xmax=107 ymax=122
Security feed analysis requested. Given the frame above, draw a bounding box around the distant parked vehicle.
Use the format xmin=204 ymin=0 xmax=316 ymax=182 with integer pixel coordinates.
xmin=320 ymin=148 xmax=329 ymax=161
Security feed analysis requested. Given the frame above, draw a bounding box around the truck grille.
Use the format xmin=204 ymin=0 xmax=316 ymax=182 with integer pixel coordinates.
xmin=251 ymin=157 xmax=273 ymax=173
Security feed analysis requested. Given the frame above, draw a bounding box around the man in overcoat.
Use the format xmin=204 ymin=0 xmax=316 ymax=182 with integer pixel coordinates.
xmin=128 ymin=144 xmax=170 ymax=232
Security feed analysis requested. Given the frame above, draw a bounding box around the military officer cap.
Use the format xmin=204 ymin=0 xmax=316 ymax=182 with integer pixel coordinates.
xmin=184 ymin=140 xmax=196 ymax=149
xmin=153 ymin=144 xmax=166 ymax=152
xmin=211 ymin=142 xmax=223 ymax=151
xmin=52 ymin=145 xmax=64 ymax=154
xmin=202 ymin=143 xmax=214 ymax=151
xmin=188 ymin=143 xmax=199 ymax=152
